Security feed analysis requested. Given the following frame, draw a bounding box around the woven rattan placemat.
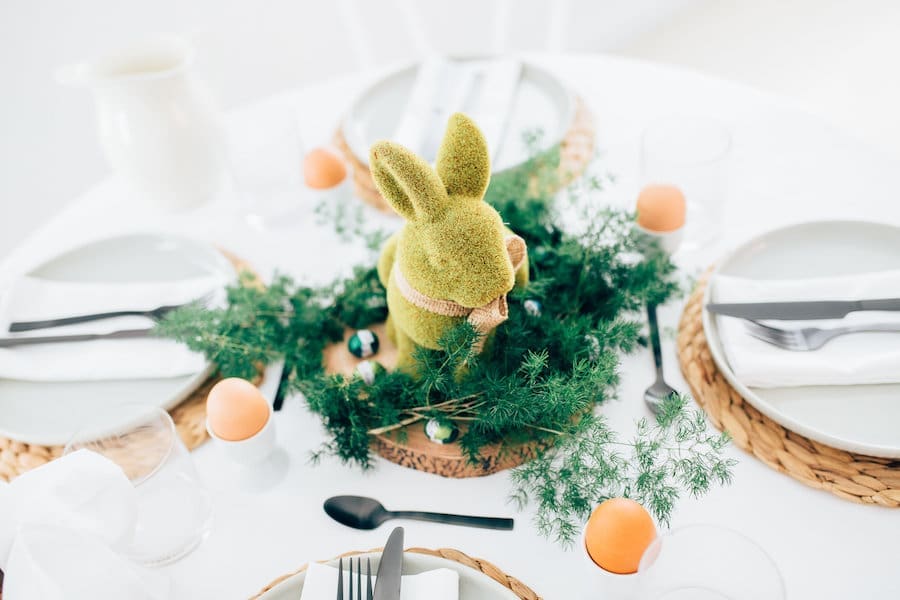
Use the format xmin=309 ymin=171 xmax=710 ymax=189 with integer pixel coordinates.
xmin=677 ymin=278 xmax=900 ymax=508
xmin=251 ymin=547 xmax=541 ymax=599
xmin=334 ymin=97 xmax=596 ymax=213
xmin=0 ymin=252 xmax=261 ymax=483
xmin=0 ymin=353 xmax=254 ymax=485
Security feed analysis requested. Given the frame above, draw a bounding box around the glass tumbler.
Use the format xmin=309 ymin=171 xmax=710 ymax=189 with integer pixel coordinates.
xmin=640 ymin=116 xmax=732 ymax=251
xmin=637 ymin=524 xmax=786 ymax=600
xmin=64 ymin=404 xmax=212 ymax=566
xmin=228 ymin=103 xmax=306 ymax=230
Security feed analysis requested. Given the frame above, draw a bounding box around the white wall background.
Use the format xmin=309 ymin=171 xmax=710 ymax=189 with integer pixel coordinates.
xmin=0 ymin=0 xmax=694 ymax=258
xmin=3 ymin=0 xmax=900 ymax=259
xmin=622 ymin=0 xmax=900 ymax=166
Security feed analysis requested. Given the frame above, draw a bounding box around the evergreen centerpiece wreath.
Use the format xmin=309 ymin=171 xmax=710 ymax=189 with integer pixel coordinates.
xmin=157 ymin=114 xmax=735 ymax=545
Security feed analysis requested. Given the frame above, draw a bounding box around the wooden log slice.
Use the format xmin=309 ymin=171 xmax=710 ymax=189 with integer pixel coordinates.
xmin=323 ymin=323 xmax=546 ymax=478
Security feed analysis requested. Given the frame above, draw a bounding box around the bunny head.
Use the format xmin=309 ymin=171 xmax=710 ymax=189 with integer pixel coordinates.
xmin=370 ymin=113 xmax=525 ymax=308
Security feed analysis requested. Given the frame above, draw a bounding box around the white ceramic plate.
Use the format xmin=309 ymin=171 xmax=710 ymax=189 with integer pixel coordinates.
xmin=702 ymin=220 xmax=900 ymax=458
xmin=0 ymin=234 xmax=235 ymax=446
xmin=344 ymin=59 xmax=574 ymax=174
xmin=257 ymin=551 xmax=521 ymax=600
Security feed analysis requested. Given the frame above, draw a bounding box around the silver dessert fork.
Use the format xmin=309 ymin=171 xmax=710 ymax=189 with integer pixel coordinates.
xmin=337 ymin=557 xmax=373 ymax=600
xmin=644 ymin=302 xmax=678 ymax=415
xmin=744 ymin=320 xmax=900 ymax=351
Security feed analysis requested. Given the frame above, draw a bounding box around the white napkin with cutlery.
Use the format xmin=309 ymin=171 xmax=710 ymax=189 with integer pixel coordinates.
xmin=299 ymin=561 xmax=458 ymax=600
xmin=0 ymin=450 xmax=171 ymax=600
xmin=0 ymin=275 xmax=223 ymax=381
xmin=712 ymin=270 xmax=900 ymax=387
xmin=393 ymin=58 xmax=521 ymax=162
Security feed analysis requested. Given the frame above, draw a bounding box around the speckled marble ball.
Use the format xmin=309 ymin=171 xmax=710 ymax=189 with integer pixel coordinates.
xmin=348 ymin=329 xmax=379 ymax=358
xmin=523 ymin=299 xmax=542 ymax=317
xmin=355 ymin=360 xmax=385 ymax=385
xmin=424 ymin=418 xmax=459 ymax=444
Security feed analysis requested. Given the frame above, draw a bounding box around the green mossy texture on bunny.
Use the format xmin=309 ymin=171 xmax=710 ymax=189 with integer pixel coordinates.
xmin=372 ymin=113 xmax=529 ymax=371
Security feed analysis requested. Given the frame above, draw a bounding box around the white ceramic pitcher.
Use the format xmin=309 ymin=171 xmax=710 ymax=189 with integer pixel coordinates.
xmin=58 ymin=36 xmax=226 ymax=211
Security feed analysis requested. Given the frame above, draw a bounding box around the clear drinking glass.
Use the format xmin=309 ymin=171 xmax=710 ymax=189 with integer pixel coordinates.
xmin=640 ymin=116 xmax=732 ymax=252
xmin=64 ymin=404 xmax=212 ymax=566
xmin=637 ymin=524 xmax=786 ymax=600
xmin=228 ymin=103 xmax=307 ymax=230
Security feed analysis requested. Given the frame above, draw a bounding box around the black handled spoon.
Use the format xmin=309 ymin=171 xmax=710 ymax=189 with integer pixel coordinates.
xmin=324 ymin=495 xmax=514 ymax=531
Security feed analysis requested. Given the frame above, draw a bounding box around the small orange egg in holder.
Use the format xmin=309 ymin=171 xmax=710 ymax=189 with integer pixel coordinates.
xmin=635 ymin=184 xmax=686 ymax=255
xmin=302 ymin=146 xmax=352 ymax=205
xmin=206 ymin=377 xmax=277 ymax=465
xmin=579 ymin=497 xmax=658 ymax=599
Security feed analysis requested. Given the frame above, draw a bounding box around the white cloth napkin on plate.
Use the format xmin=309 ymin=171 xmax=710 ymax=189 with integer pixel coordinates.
xmin=393 ymin=58 xmax=521 ymax=162
xmin=712 ymin=270 xmax=900 ymax=387
xmin=0 ymin=275 xmax=223 ymax=381
xmin=299 ymin=561 xmax=458 ymax=600
xmin=0 ymin=450 xmax=171 ymax=600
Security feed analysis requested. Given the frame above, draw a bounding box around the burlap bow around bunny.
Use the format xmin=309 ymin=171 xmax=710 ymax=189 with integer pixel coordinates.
xmin=392 ymin=235 xmax=527 ymax=353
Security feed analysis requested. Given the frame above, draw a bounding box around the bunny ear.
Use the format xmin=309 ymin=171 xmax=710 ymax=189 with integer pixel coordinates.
xmin=436 ymin=113 xmax=491 ymax=199
xmin=370 ymin=141 xmax=448 ymax=221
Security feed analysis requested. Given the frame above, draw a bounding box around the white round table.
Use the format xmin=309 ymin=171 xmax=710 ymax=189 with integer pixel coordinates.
xmin=3 ymin=54 xmax=899 ymax=599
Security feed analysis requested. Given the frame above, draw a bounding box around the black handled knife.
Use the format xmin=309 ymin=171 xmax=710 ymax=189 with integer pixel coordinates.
xmin=373 ymin=527 xmax=404 ymax=600
xmin=0 ymin=328 xmax=151 ymax=348
xmin=706 ymin=298 xmax=900 ymax=320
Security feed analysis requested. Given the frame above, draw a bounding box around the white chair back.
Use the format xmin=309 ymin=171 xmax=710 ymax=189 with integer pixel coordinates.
xmin=334 ymin=0 xmax=574 ymax=70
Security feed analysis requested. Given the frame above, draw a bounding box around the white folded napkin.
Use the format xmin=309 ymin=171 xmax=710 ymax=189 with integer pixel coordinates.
xmin=0 ymin=450 xmax=171 ymax=600
xmin=299 ymin=561 xmax=458 ymax=600
xmin=0 ymin=275 xmax=223 ymax=381
xmin=393 ymin=58 xmax=521 ymax=162
xmin=712 ymin=270 xmax=900 ymax=387
xmin=466 ymin=58 xmax=522 ymax=161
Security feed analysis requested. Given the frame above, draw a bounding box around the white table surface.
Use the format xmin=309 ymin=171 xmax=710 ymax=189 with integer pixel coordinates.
xmin=3 ymin=53 xmax=899 ymax=599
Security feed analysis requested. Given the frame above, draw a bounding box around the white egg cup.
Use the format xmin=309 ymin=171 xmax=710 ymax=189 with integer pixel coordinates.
xmin=578 ymin=523 xmax=641 ymax=600
xmin=206 ymin=403 xmax=276 ymax=465
xmin=635 ymin=223 xmax=684 ymax=255
xmin=308 ymin=176 xmax=352 ymax=206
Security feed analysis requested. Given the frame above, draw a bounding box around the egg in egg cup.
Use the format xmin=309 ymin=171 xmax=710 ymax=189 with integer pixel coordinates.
xmin=206 ymin=377 xmax=277 ymax=465
xmin=635 ymin=184 xmax=686 ymax=255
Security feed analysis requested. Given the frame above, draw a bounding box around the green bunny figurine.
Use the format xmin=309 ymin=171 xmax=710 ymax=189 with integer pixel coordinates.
xmin=372 ymin=113 xmax=529 ymax=372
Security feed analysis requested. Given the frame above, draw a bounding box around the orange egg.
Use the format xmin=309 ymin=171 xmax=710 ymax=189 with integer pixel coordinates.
xmin=584 ymin=497 xmax=657 ymax=574
xmin=636 ymin=184 xmax=686 ymax=232
xmin=303 ymin=147 xmax=347 ymax=189
xmin=206 ymin=377 xmax=270 ymax=441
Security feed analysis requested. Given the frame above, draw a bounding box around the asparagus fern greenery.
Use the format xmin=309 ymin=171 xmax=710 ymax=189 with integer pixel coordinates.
xmin=156 ymin=133 xmax=735 ymax=546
